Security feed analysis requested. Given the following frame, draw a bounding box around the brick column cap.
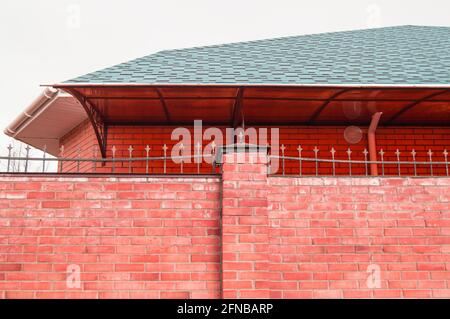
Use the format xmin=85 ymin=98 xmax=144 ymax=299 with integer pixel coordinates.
xmin=214 ymin=143 xmax=270 ymax=165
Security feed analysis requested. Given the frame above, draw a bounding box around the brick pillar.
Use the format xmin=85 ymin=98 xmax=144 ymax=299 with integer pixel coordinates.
xmin=221 ymin=151 xmax=270 ymax=298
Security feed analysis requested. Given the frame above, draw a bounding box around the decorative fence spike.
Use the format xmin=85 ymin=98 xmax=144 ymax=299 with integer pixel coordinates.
xmin=6 ymin=144 xmax=12 ymax=173
xmin=379 ymin=149 xmax=385 ymax=176
xmin=363 ymin=148 xmax=369 ymax=176
xmin=297 ymin=145 xmax=303 ymax=176
xmin=238 ymin=131 xmax=244 ymax=144
xmin=411 ymin=149 xmax=417 ymax=177
xmin=111 ymin=145 xmax=116 ymax=173
xmin=128 ymin=145 xmax=134 ymax=174
xmin=211 ymin=141 xmax=217 ymax=174
xmin=266 ymin=144 xmax=271 ymax=175
xmin=145 ymin=145 xmax=151 ymax=174
xmin=24 ymin=145 xmax=31 ymax=173
xmin=195 ymin=142 xmax=201 ymax=174
xmin=428 ymin=149 xmax=434 ymax=176
xmin=330 ymin=147 xmax=336 ymax=176
xmin=180 ymin=143 xmax=184 ymax=174
xmin=395 ymin=149 xmax=401 ymax=176
xmin=211 ymin=141 xmax=216 ymax=156
xmin=92 ymin=145 xmax=97 ymax=172
xmin=346 ymin=148 xmax=352 ymax=176
xmin=444 ymin=149 xmax=449 ymax=177
xmin=313 ymin=146 xmax=319 ymax=176
xmin=42 ymin=145 xmax=47 ymax=173
xmin=280 ymin=144 xmax=286 ymax=176
xmin=59 ymin=145 xmax=64 ymax=172
xmin=163 ymin=144 xmax=168 ymax=174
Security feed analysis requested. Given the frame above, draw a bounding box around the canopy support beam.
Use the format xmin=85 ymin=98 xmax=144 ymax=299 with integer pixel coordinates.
xmin=385 ymin=89 xmax=450 ymax=124
xmin=65 ymin=88 xmax=107 ymax=158
xmin=368 ymin=112 xmax=383 ymax=176
xmin=231 ymin=87 xmax=244 ymax=128
xmin=155 ymin=88 xmax=171 ymax=123
xmin=308 ymin=88 xmax=354 ymax=124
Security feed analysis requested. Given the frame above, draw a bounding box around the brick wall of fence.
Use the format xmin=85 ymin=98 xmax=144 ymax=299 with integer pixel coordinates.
xmin=0 ymin=176 xmax=221 ymax=298
xmin=1 ymin=152 xmax=450 ymax=298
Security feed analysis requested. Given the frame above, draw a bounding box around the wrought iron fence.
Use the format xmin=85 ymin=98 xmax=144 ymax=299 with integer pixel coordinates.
xmin=270 ymin=145 xmax=449 ymax=177
xmin=1 ymin=143 xmax=449 ymax=177
xmin=0 ymin=143 xmax=218 ymax=175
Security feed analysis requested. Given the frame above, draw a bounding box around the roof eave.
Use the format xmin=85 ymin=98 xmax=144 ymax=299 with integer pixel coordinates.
xmin=50 ymin=83 xmax=450 ymax=89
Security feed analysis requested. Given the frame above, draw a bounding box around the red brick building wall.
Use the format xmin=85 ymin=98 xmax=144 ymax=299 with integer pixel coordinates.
xmin=59 ymin=120 xmax=450 ymax=176
xmin=1 ymin=164 xmax=450 ymax=298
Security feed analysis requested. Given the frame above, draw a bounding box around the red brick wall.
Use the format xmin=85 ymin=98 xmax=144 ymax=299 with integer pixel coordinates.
xmin=267 ymin=177 xmax=450 ymax=298
xmin=0 ymin=176 xmax=220 ymax=299
xmin=59 ymin=120 xmax=100 ymax=173
xmin=218 ymin=154 xmax=450 ymax=299
xmin=1 ymin=168 xmax=450 ymax=298
xmin=60 ymin=121 xmax=225 ymax=174
xmin=59 ymin=122 xmax=450 ymax=176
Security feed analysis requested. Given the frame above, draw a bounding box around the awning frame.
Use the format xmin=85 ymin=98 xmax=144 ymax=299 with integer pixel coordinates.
xmin=64 ymin=88 xmax=107 ymax=158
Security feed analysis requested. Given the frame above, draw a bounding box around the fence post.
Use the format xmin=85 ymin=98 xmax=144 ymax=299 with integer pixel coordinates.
xmin=221 ymin=149 xmax=270 ymax=299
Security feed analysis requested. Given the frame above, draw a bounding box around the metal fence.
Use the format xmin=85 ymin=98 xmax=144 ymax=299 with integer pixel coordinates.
xmin=270 ymin=145 xmax=449 ymax=177
xmin=0 ymin=143 xmax=449 ymax=177
xmin=0 ymin=144 xmax=218 ymax=175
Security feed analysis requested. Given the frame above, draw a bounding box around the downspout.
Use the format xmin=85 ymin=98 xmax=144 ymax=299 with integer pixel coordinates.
xmin=368 ymin=112 xmax=383 ymax=176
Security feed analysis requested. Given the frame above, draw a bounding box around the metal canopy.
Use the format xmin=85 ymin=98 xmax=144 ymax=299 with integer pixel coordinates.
xmin=54 ymin=84 xmax=450 ymax=126
xmin=50 ymin=84 xmax=450 ymax=159
xmin=7 ymin=84 xmax=450 ymax=158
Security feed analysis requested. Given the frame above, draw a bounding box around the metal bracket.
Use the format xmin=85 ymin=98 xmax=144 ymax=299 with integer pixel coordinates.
xmin=231 ymin=87 xmax=244 ymax=128
xmin=66 ymin=88 xmax=107 ymax=158
xmin=155 ymin=88 xmax=171 ymax=123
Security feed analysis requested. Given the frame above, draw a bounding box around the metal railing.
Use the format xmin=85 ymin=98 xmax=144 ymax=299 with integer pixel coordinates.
xmin=270 ymin=145 xmax=449 ymax=177
xmin=1 ymin=143 xmax=449 ymax=177
xmin=0 ymin=143 xmax=218 ymax=175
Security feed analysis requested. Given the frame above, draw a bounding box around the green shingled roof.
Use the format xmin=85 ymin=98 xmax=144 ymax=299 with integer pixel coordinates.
xmin=65 ymin=25 xmax=450 ymax=85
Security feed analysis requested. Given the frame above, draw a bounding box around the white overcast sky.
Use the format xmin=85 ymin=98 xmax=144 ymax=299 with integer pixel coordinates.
xmin=1 ymin=0 xmax=450 ymax=152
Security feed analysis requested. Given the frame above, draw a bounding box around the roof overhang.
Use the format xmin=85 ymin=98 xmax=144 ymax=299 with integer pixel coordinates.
xmin=52 ymin=83 xmax=450 ymax=126
xmin=4 ymin=88 xmax=87 ymax=156
xmin=53 ymin=83 xmax=450 ymax=88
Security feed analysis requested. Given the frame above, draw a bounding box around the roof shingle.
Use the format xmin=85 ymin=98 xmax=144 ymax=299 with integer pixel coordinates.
xmin=65 ymin=25 xmax=450 ymax=85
